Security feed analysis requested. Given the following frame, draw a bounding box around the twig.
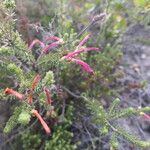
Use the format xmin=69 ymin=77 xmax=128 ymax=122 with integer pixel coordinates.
xmin=83 ymin=121 xmax=96 ymax=150
xmin=60 ymin=85 xmax=87 ymax=100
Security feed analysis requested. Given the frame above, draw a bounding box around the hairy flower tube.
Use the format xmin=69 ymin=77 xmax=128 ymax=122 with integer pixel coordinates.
xmin=44 ymin=87 xmax=53 ymax=105
xmin=32 ymin=109 xmax=51 ymax=134
xmin=62 ymin=47 xmax=100 ymax=59
xmin=61 ymin=34 xmax=100 ymax=74
xmin=4 ymin=88 xmax=24 ymax=100
xmin=76 ymin=34 xmax=91 ymax=49
xmin=28 ymin=74 xmax=41 ymax=104
xmin=28 ymin=92 xmax=33 ymax=105
xmin=29 ymin=36 xmax=64 ymax=54
xmin=31 ymin=74 xmax=41 ymax=90
xmin=29 ymin=39 xmax=45 ymax=49
xmin=69 ymin=58 xmax=94 ymax=74
xmin=42 ymin=41 xmax=63 ymax=54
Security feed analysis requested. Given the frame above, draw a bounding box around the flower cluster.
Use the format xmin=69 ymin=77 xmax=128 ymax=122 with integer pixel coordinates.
xmin=4 ymin=34 xmax=100 ymax=134
xmin=29 ymin=34 xmax=101 ymax=74
xmin=29 ymin=36 xmax=64 ymax=54
xmin=61 ymin=34 xmax=101 ymax=74
xmin=4 ymin=74 xmax=54 ymax=134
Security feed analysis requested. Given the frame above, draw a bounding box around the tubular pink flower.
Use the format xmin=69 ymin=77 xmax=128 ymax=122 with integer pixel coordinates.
xmin=29 ymin=39 xmax=45 ymax=50
xmin=69 ymin=58 xmax=94 ymax=74
xmin=28 ymin=74 xmax=41 ymax=104
xmin=44 ymin=87 xmax=53 ymax=105
xmin=45 ymin=36 xmax=63 ymax=43
xmin=76 ymin=34 xmax=91 ymax=49
xmin=42 ymin=41 xmax=63 ymax=54
xmin=140 ymin=112 xmax=150 ymax=121
xmin=62 ymin=47 xmax=100 ymax=59
xmin=32 ymin=109 xmax=51 ymax=134
xmin=31 ymin=74 xmax=41 ymax=91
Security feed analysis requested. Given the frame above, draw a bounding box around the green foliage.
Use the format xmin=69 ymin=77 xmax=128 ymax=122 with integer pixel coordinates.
xmin=117 ymin=127 xmax=150 ymax=148
xmin=21 ymin=131 xmax=42 ymax=150
xmin=44 ymin=105 xmax=76 ymax=150
xmin=18 ymin=111 xmax=31 ymax=125
xmin=41 ymin=71 xmax=55 ymax=86
xmin=86 ymin=97 xmax=150 ymax=148
xmin=7 ymin=63 xmax=23 ymax=80
xmin=37 ymin=53 xmax=62 ymax=72
xmin=0 ymin=47 xmax=14 ymax=56
xmin=133 ymin=0 xmax=149 ymax=7
xmin=110 ymin=133 xmax=119 ymax=149
xmin=15 ymin=104 xmax=75 ymax=150
xmin=2 ymin=0 xmax=15 ymax=9
xmin=0 ymin=2 xmax=76 ymax=147
xmin=4 ymin=106 xmax=21 ymax=133
xmin=3 ymin=104 xmax=32 ymax=133
xmin=44 ymin=126 xmax=76 ymax=150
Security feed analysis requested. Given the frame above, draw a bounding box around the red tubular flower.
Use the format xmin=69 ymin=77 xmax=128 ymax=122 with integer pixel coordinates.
xmin=69 ymin=58 xmax=94 ymax=74
xmin=61 ymin=34 xmax=100 ymax=75
xmin=32 ymin=74 xmax=41 ymax=91
xmin=62 ymin=47 xmax=100 ymax=59
xmin=32 ymin=109 xmax=51 ymax=134
xmin=42 ymin=42 xmax=60 ymax=54
xmin=28 ymin=74 xmax=41 ymax=104
xmin=28 ymin=92 xmax=33 ymax=104
xmin=44 ymin=87 xmax=53 ymax=105
xmin=140 ymin=112 xmax=150 ymax=121
xmin=4 ymin=88 xmax=24 ymax=100
xmin=42 ymin=40 xmax=64 ymax=54
xmin=29 ymin=39 xmax=45 ymax=50
xmin=45 ymin=36 xmax=64 ymax=43
xmin=76 ymin=34 xmax=91 ymax=49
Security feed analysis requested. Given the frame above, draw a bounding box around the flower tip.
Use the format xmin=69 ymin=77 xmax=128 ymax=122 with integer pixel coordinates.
xmin=32 ymin=109 xmax=51 ymax=134
xmin=90 ymin=71 xmax=95 ymax=75
xmin=60 ymin=56 xmax=66 ymax=60
xmin=140 ymin=112 xmax=150 ymax=121
xmin=29 ymin=39 xmax=45 ymax=50
xmin=44 ymin=87 xmax=53 ymax=105
xmin=46 ymin=128 xmax=51 ymax=135
xmin=32 ymin=109 xmax=37 ymax=114
xmin=97 ymin=47 xmax=102 ymax=51
xmin=4 ymin=87 xmax=9 ymax=94
xmin=140 ymin=112 xmax=144 ymax=115
xmin=86 ymin=34 xmax=92 ymax=38
xmin=59 ymin=39 xmax=64 ymax=44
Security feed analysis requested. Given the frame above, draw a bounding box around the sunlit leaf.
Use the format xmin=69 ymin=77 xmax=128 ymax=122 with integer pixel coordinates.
xmin=133 ymin=0 xmax=146 ymax=7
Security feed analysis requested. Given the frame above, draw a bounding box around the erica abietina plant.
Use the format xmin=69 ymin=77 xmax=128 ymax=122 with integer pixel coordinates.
xmin=1 ymin=0 xmax=150 ymax=149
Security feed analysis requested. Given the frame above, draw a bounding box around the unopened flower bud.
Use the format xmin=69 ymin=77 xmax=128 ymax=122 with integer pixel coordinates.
xmin=92 ymin=13 xmax=107 ymax=23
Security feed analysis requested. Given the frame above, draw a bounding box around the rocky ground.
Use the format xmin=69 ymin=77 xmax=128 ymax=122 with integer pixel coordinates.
xmin=117 ymin=24 xmax=150 ymax=150
xmin=69 ymin=24 xmax=150 ymax=150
